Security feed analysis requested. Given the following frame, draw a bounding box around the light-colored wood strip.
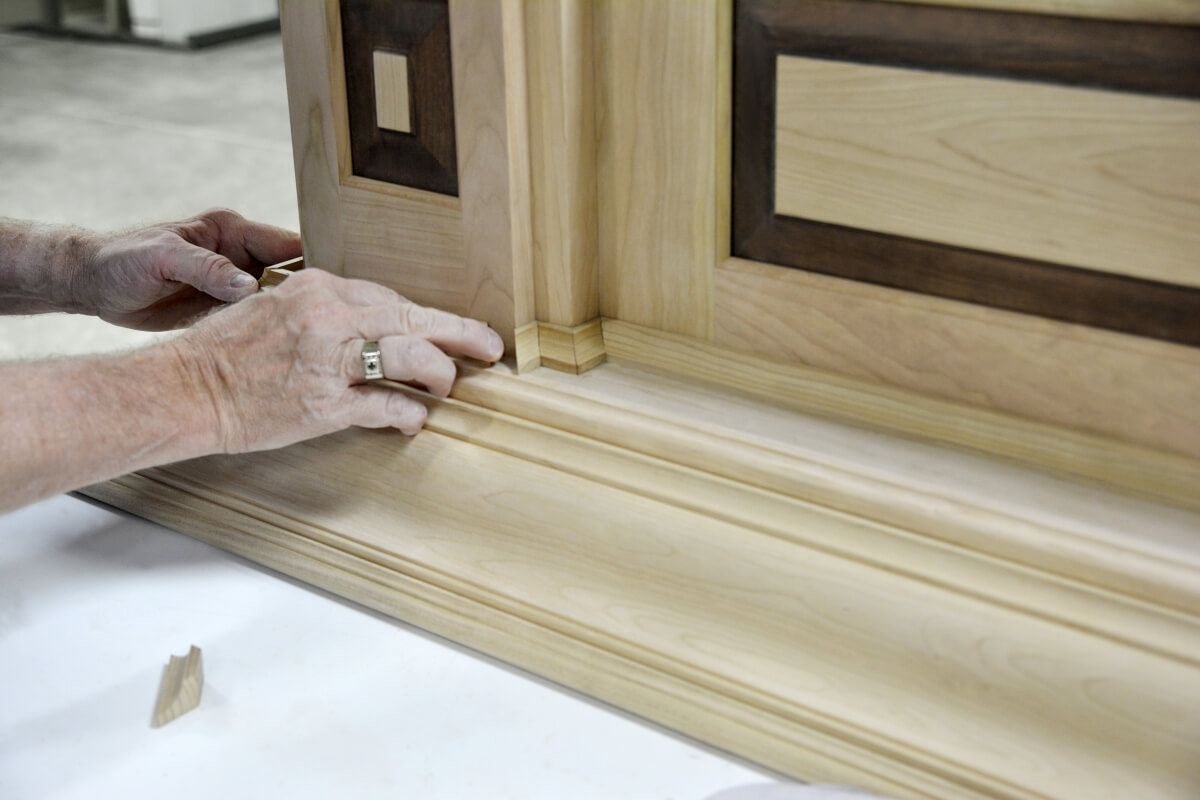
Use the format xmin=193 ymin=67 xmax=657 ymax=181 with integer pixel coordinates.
xmin=372 ymin=50 xmax=411 ymax=133
xmin=713 ymin=258 xmax=1200 ymax=462
xmin=449 ymin=0 xmax=536 ymax=349
xmin=536 ymin=319 xmax=606 ymax=374
xmin=595 ymin=0 xmax=727 ymax=339
xmin=523 ymin=0 xmax=600 ymax=327
xmin=339 ymin=180 xmax=466 ymax=312
xmin=152 ymin=645 xmax=203 ymax=728
xmin=280 ymin=0 xmax=347 ymax=274
xmin=880 ymin=0 xmax=1200 ymax=24
xmin=514 ymin=320 xmax=541 ymax=373
xmin=775 ymin=56 xmax=1200 ymax=287
xmin=86 ymin=400 xmax=1200 ymax=798
xmin=605 ymin=312 xmax=1200 ymax=509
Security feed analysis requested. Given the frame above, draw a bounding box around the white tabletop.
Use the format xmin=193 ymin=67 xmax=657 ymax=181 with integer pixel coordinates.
xmin=0 ymin=494 xmax=772 ymax=800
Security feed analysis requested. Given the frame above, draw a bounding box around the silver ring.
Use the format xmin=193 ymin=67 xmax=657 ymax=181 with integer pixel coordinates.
xmin=361 ymin=340 xmax=383 ymax=381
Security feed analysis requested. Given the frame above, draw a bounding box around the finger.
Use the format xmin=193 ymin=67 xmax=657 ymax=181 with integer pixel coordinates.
xmin=236 ymin=218 xmax=303 ymax=267
xmin=160 ymin=241 xmax=259 ymax=303
xmin=346 ymin=335 xmax=458 ymax=397
xmin=184 ymin=208 xmax=302 ymax=271
xmin=343 ymin=386 xmax=429 ymax=435
xmin=356 ymin=302 xmax=505 ymax=363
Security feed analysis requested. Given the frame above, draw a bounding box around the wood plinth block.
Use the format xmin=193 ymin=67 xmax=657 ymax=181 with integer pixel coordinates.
xmin=536 ymin=319 xmax=606 ymax=374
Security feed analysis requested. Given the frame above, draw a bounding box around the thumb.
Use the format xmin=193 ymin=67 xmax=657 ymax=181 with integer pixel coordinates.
xmin=162 ymin=241 xmax=259 ymax=303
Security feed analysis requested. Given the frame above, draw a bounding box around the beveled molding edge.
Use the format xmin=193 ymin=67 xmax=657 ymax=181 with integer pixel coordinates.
xmin=602 ymin=318 xmax=1200 ymax=513
xmin=82 ymin=357 xmax=1200 ymax=798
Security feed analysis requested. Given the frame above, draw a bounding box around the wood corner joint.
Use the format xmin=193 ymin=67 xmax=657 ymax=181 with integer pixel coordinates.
xmin=536 ymin=318 xmax=606 ymax=375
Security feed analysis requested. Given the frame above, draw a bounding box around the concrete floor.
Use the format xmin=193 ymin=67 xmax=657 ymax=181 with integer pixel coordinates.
xmin=0 ymin=29 xmax=299 ymax=358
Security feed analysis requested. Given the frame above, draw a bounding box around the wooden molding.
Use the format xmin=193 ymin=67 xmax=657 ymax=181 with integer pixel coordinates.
xmin=513 ymin=320 xmax=541 ymax=373
xmin=84 ymin=359 xmax=1200 ymax=799
xmin=731 ymin=0 xmax=1200 ymax=345
xmin=152 ymin=646 xmax=203 ymax=728
xmin=536 ymin=319 xmax=605 ymax=374
xmin=876 ymin=0 xmax=1200 ymax=25
xmin=340 ymin=0 xmax=459 ymax=195
xmin=712 ymin=257 xmax=1200 ymax=464
xmin=603 ymin=316 xmax=1200 ymax=511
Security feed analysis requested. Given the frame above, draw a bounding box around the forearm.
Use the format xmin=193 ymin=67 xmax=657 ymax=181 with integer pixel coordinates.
xmin=0 ymin=341 xmax=221 ymax=512
xmin=0 ymin=218 xmax=98 ymax=315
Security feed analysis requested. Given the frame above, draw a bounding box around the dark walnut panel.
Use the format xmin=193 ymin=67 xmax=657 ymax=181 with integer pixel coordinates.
xmin=731 ymin=0 xmax=1200 ymax=346
xmin=341 ymin=0 xmax=458 ymax=196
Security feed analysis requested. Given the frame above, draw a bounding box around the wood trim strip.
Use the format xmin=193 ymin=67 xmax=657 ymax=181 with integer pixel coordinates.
xmin=340 ymin=0 xmax=459 ymax=195
xmin=82 ymin=356 xmax=1200 ymax=799
xmin=603 ymin=316 xmax=1200 ymax=511
xmin=740 ymin=217 xmax=1200 ymax=346
xmin=737 ymin=0 xmax=1200 ymax=98
xmin=731 ymin=0 xmax=1200 ymax=346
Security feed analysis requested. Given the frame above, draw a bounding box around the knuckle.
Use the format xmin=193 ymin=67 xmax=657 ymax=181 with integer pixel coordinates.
xmin=401 ymin=303 xmax=434 ymax=335
xmin=390 ymin=396 xmax=428 ymax=434
xmin=201 ymin=207 xmax=243 ymax=225
xmin=199 ymin=251 xmax=230 ymax=278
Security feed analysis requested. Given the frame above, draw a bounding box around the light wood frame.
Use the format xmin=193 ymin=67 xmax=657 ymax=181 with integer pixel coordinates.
xmin=89 ymin=2 xmax=1200 ymax=798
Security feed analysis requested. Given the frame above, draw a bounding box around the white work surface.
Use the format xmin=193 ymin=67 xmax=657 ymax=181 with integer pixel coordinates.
xmin=0 ymin=494 xmax=774 ymax=800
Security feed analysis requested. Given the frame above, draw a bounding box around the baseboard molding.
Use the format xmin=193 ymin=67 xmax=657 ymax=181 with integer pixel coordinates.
xmin=83 ymin=360 xmax=1200 ymax=800
xmin=602 ymin=318 xmax=1200 ymax=512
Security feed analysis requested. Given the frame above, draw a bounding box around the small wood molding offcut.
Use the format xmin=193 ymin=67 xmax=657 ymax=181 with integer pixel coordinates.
xmin=341 ymin=0 xmax=458 ymax=195
xmin=85 ymin=359 xmax=1200 ymax=799
xmin=152 ymin=645 xmax=203 ymax=728
xmin=731 ymin=0 xmax=1200 ymax=346
xmin=536 ymin=319 xmax=605 ymax=374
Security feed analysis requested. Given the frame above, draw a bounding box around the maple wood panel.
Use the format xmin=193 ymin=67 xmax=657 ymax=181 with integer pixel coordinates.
xmin=774 ymin=56 xmax=1200 ymax=288
xmin=372 ymin=50 xmax=411 ymax=133
xmin=732 ymin=0 xmax=1200 ymax=345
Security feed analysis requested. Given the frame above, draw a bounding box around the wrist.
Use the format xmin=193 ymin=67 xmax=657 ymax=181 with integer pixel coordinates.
xmin=54 ymin=227 xmax=103 ymax=315
xmin=139 ymin=335 xmax=229 ymax=459
xmin=0 ymin=219 xmax=100 ymax=314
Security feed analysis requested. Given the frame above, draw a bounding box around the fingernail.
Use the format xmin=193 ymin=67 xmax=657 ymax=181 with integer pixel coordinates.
xmin=488 ymin=330 xmax=505 ymax=359
xmin=230 ymin=272 xmax=257 ymax=291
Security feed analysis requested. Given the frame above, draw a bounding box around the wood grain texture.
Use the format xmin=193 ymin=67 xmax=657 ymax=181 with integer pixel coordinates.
xmin=879 ymin=0 xmax=1200 ymax=24
xmin=339 ymin=177 xmax=466 ymax=313
xmin=536 ymin=319 xmax=605 ymax=374
xmin=775 ymin=56 xmax=1200 ymax=288
xmin=711 ymin=258 xmax=1200 ymax=463
xmin=449 ymin=0 xmax=536 ymax=349
xmin=514 ymin=320 xmax=541 ymax=373
xmin=372 ymin=50 xmax=411 ymax=133
xmin=281 ymin=0 xmax=347 ymax=275
xmin=595 ymin=0 xmax=729 ymax=339
xmin=523 ymin=0 xmax=600 ymax=327
xmin=84 ymin=357 xmax=1200 ymax=799
xmin=341 ymin=0 xmax=458 ymax=195
xmin=732 ymin=0 xmax=1200 ymax=345
xmin=152 ymin=646 xmax=202 ymax=728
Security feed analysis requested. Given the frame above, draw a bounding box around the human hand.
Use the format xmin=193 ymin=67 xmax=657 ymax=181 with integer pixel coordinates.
xmin=77 ymin=208 xmax=301 ymax=330
xmin=172 ymin=268 xmax=505 ymax=453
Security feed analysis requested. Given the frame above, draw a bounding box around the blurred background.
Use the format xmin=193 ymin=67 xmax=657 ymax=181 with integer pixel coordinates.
xmin=0 ymin=0 xmax=295 ymax=358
